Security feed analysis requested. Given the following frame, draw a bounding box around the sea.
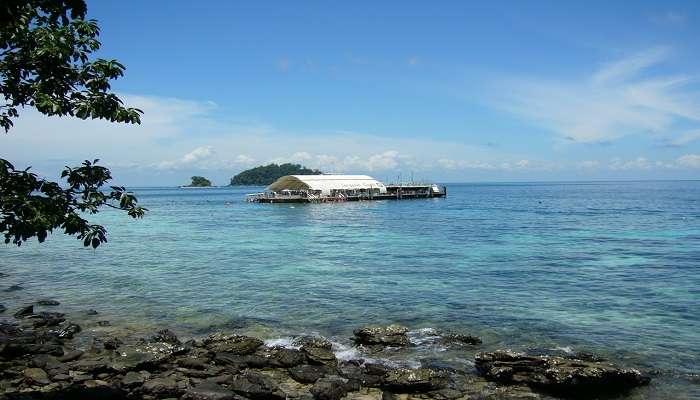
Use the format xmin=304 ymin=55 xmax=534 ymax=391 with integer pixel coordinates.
xmin=1 ymin=181 xmax=699 ymax=398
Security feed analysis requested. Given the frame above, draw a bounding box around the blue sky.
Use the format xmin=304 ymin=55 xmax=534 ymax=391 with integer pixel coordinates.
xmin=3 ymin=0 xmax=700 ymax=185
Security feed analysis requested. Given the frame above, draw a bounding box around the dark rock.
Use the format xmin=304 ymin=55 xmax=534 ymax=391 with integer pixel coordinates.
xmin=121 ymin=371 xmax=146 ymax=387
xmin=52 ymin=373 xmax=70 ymax=381
xmin=183 ymin=382 xmax=236 ymax=400
xmin=293 ymin=335 xmax=333 ymax=350
xmin=353 ymin=324 xmax=411 ymax=347
xmin=178 ymin=357 xmax=209 ymax=370
xmin=86 ymin=309 xmax=99 ymax=315
xmin=229 ymin=370 xmax=286 ymax=399
xmin=213 ymin=352 xmax=245 ymax=372
xmin=13 ymin=305 xmax=33 ymax=318
xmin=0 ymin=304 xmax=6 ymax=313
xmin=382 ymin=368 xmax=447 ymax=392
xmin=31 ymin=311 xmax=66 ymax=327
xmin=37 ymin=299 xmax=60 ymax=306
xmin=141 ymin=376 xmax=179 ymax=397
xmin=302 ymin=345 xmax=337 ymax=366
xmin=55 ymin=323 xmax=81 ymax=339
xmin=204 ymin=332 xmax=263 ymax=355
xmin=109 ymin=342 xmax=179 ymax=371
xmin=69 ymin=353 xmax=111 ymax=373
xmin=267 ymin=346 xmax=306 ymax=368
xmin=98 ymin=320 xmax=111 ymax=326
xmin=103 ymin=336 xmax=123 ymax=350
xmin=58 ymin=349 xmax=84 ymax=362
xmin=310 ymin=375 xmax=349 ymax=400
xmin=439 ymin=333 xmax=482 ymax=346
xmin=151 ymin=328 xmax=181 ymax=345
xmin=474 ymin=350 xmax=651 ymax=397
xmin=5 ymin=284 xmax=23 ymax=292
xmin=289 ymin=364 xmax=329 ymax=383
xmin=24 ymin=367 xmax=51 ymax=385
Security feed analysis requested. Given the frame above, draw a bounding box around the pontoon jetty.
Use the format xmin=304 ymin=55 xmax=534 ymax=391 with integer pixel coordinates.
xmin=246 ymin=174 xmax=446 ymax=203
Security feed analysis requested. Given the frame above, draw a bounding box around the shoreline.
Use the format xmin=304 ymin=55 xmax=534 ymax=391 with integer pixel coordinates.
xmin=0 ymin=300 xmax=656 ymax=400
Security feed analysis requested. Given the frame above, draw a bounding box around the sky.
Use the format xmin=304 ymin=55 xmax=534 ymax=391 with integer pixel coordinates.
xmin=3 ymin=0 xmax=700 ymax=185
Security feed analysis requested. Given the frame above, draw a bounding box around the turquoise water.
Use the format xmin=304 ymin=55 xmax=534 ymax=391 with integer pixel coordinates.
xmin=1 ymin=181 xmax=699 ymax=398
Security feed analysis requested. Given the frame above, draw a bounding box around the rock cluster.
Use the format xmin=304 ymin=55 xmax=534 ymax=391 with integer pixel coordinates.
xmin=0 ymin=306 xmax=651 ymax=400
xmin=352 ymin=324 xmax=411 ymax=347
xmin=475 ymin=350 xmax=651 ymax=397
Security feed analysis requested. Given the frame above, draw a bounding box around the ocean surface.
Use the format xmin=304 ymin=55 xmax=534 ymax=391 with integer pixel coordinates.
xmin=1 ymin=181 xmax=699 ymax=398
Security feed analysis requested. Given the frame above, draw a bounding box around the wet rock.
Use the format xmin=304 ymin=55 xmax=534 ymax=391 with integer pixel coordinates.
xmin=103 ymin=336 xmax=123 ymax=350
xmin=474 ymin=350 xmax=651 ymax=397
xmin=54 ymin=322 xmax=81 ymax=339
xmin=110 ymin=342 xmax=179 ymax=371
xmin=5 ymin=284 xmax=23 ymax=292
xmin=337 ymin=362 xmax=388 ymax=388
xmin=57 ymin=349 xmax=84 ymax=362
xmin=121 ymin=371 xmax=146 ymax=387
xmin=268 ymin=346 xmax=306 ymax=367
xmin=289 ymin=364 xmax=329 ymax=383
xmin=229 ymin=370 xmax=286 ymax=399
xmin=0 ymin=304 xmax=6 ymax=313
xmin=178 ymin=357 xmax=209 ymax=370
xmin=86 ymin=309 xmax=99 ymax=315
xmin=310 ymin=375 xmax=349 ymax=400
xmin=13 ymin=305 xmax=34 ymax=318
xmin=293 ymin=335 xmax=333 ymax=350
xmin=204 ymin=332 xmax=264 ymax=355
xmin=183 ymin=381 xmax=237 ymax=400
xmin=353 ymin=324 xmax=411 ymax=347
xmin=141 ymin=376 xmax=179 ymax=397
xmin=302 ymin=345 xmax=338 ymax=366
xmin=151 ymin=328 xmax=181 ymax=345
xmin=69 ymin=352 xmax=111 ymax=373
xmin=382 ymin=368 xmax=447 ymax=392
xmin=24 ymin=367 xmax=51 ymax=385
xmin=440 ymin=333 xmax=482 ymax=346
xmin=31 ymin=311 xmax=66 ymax=327
xmin=98 ymin=320 xmax=111 ymax=326
xmin=243 ymin=346 xmax=306 ymax=369
xmin=37 ymin=299 xmax=60 ymax=306
xmin=213 ymin=352 xmax=245 ymax=371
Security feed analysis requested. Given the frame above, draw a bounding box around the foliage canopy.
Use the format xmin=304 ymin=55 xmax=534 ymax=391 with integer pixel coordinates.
xmin=230 ymin=163 xmax=322 ymax=186
xmin=187 ymin=176 xmax=212 ymax=187
xmin=1 ymin=0 xmax=146 ymax=248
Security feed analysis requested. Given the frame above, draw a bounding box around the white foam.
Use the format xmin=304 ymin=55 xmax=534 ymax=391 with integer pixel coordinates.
xmin=265 ymin=337 xmax=300 ymax=349
xmin=333 ymin=342 xmax=368 ymax=362
xmin=552 ymin=346 xmax=574 ymax=354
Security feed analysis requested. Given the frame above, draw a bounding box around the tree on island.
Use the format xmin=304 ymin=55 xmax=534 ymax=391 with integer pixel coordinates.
xmin=186 ymin=176 xmax=212 ymax=187
xmin=230 ymin=163 xmax=322 ymax=186
xmin=0 ymin=0 xmax=146 ymax=248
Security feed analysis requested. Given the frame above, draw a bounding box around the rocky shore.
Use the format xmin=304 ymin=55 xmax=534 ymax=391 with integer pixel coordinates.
xmin=0 ymin=304 xmax=651 ymax=400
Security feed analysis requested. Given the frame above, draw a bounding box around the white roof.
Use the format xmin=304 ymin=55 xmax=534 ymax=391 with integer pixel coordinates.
xmin=267 ymin=174 xmax=386 ymax=195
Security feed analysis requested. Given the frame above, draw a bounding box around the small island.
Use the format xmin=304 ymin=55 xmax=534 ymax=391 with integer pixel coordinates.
xmin=230 ymin=163 xmax=322 ymax=186
xmin=182 ymin=175 xmax=212 ymax=187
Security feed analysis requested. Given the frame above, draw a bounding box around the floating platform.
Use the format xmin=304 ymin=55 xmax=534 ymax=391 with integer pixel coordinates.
xmin=247 ymin=174 xmax=446 ymax=203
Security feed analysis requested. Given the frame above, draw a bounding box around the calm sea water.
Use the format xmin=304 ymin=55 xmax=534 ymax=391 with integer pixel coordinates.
xmin=1 ymin=181 xmax=699 ymax=398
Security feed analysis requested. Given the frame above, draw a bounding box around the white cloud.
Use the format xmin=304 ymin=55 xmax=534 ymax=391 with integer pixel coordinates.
xmin=182 ymin=146 xmax=213 ymax=163
xmin=677 ymin=154 xmax=700 ymax=168
xmin=490 ymin=47 xmax=700 ymax=143
xmin=610 ymin=157 xmax=652 ymax=170
xmin=577 ymin=160 xmax=600 ymax=170
xmin=653 ymin=11 xmax=687 ymax=25
xmin=663 ymin=129 xmax=700 ymax=147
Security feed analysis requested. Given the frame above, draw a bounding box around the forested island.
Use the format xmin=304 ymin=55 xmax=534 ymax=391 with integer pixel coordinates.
xmin=182 ymin=176 xmax=212 ymax=187
xmin=230 ymin=163 xmax=322 ymax=185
